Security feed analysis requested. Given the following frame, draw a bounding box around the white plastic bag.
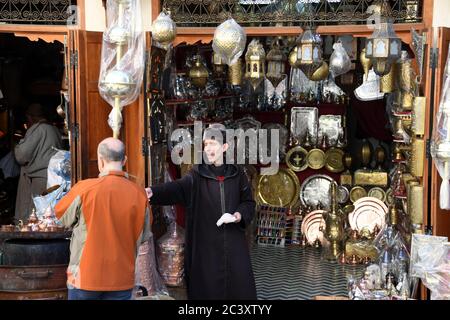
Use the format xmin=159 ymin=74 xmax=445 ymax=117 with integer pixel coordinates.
xmin=329 ymin=42 xmax=352 ymax=78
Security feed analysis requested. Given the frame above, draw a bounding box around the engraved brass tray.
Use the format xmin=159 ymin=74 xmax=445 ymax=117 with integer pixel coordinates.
xmin=257 ymin=168 xmax=300 ymax=208
xmin=286 ymin=146 xmax=308 ymax=172
xmin=307 ymin=149 xmax=326 ymax=170
xmin=325 ymin=147 xmax=345 ymax=173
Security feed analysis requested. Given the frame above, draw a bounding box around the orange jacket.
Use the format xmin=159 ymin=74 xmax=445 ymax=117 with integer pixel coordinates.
xmin=55 ymin=171 xmax=151 ymax=291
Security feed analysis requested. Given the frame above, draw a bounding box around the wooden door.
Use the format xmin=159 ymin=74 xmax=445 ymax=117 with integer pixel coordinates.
xmin=69 ymin=30 xmax=145 ymax=185
xmin=429 ymin=28 xmax=450 ymax=238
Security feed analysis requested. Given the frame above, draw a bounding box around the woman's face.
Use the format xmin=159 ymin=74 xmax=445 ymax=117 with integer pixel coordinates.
xmin=203 ymin=139 xmax=227 ymax=164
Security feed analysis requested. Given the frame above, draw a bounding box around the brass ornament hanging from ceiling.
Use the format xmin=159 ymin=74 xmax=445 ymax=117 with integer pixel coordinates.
xmin=151 ymin=9 xmax=177 ymax=47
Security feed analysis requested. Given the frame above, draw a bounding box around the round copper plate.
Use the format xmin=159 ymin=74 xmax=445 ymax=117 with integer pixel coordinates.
xmin=304 ymin=216 xmax=326 ymax=245
xmin=301 ymin=210 xmax=326 ymax=234
xmin=350 ymin=197 xmax=388 ymax=232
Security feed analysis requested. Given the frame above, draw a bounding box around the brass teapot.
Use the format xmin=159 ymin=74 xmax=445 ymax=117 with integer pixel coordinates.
xmin=321 ymin=182 xmax=345 ymax=260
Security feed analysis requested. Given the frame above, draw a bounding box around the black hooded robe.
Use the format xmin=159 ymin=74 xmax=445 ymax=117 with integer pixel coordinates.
xmin=150 ymin=164 xmax=257 ymax=300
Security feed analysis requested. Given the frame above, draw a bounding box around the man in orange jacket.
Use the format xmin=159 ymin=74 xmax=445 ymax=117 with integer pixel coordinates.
xmin=55 ymin=138 xmax=151 ymax=300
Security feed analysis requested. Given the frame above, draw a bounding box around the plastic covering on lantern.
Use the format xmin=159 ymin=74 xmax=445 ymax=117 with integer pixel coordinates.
xmin=329 ymin=42 xmax=352 ymax=78
xmin=98 ymin=0 xmax=145 ymax=135
xmin=431 ymin=44 xmax=450 ymax=209
xmin=212 ymin=18 xmax=246 ymax=66
xmin=410 ymin=234 xmax=450 ymax=300
xmin=156 ymin=166 xmax=186 ymax=287
xmin=134 ymin=235 xmax=170 ymax=299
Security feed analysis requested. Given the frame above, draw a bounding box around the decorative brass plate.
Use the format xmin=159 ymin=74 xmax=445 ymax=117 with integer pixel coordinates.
xmin=325 ymin=147 xmax=345 ymax=173
xmin=257 ymin=168 xmax=300 ymax=208
xmin=286 ymin=146 xmax=308 ymax=172
xmin=349 ymin=186 xmax=368 ymax=203
xmin=368 ymin=187 xmax=387 ymax=203
xmin=307 ymin=149 xmax=326 ymax=170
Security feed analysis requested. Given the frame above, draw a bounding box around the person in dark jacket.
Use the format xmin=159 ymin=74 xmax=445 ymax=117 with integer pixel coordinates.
xmin=146 ymin=124 xmax=257 ymax=300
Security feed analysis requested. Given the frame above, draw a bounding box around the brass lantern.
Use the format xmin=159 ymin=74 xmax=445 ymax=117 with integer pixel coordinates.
xmin=212 ymin=52 xmax=226 ymax=76
xmin=297 ymin=27 xmax=323 ymax=79
xmin=245 ymin=39 xmax=266 ymax=90
xmin=189 ymin=55 xmax=209 ymax=89
xmin=266 ymin=39 xmax=287 ymax=88
xmin=365 ymin=22 xmax=402 ymax=76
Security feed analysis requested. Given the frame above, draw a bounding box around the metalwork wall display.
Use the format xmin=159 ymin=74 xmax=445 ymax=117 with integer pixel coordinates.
xmin=0 ymin=0 xmax=76 ymax=25
xmin=160 ymin=0 xmax=423 ymax=27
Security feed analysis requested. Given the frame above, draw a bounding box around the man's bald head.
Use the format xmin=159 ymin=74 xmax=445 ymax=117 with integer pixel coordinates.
xmin=98 ymin=138 xmax=125 ymax=163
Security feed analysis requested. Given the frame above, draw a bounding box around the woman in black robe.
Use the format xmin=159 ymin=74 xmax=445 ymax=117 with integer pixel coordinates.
xmin=147 ymin=125 xmax=257 ymax=300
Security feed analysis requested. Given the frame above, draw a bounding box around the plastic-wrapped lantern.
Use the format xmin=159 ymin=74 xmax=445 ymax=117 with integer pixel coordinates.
xmin=152 ymin=10 xmax=177 ymax=47
xmin=244 ymin=39 xmax=266 ymax=90
xmin=213 ymin=18 xmax=246 ymax=66
xmin=266 ymin=39 xmax=287 ymax=88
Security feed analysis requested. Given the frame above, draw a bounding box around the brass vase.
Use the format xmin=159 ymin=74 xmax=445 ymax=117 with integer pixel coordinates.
xmin=360 ymin=48 xmax=372 ymax=82
xmin=380 ymin=63 xmax=397 ymax=93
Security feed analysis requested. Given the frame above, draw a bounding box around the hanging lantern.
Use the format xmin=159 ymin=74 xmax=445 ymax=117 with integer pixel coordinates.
xmin=245 ymin=39 xmax=266 ymax=90
xmin=365 ymin=22 xmax=402 ymax=76
xmin=297 ymin=27 xmax=323 ymax=79
xmin=213 ymin=18 xmax=246 ymax=66
xmin=266 ymin=39 xmax=287 ymax=88
xmin=189 ymin=55 xmax=209 ymax=89
xmin=151 ymin=10 xmax=177 ymax=46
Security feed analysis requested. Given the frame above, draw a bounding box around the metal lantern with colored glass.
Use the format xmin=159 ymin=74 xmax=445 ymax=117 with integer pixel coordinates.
xmin=266 ymin=39 xmax=287 ymax=88
xmin=189 ymin=55 xmax=209 ymax=89
xmin=297 ymin=27 xmax=323 ymax=79
xmin=365 ymin=22 xmax=402 ymax=76
xmin=245 ymin=39 xmax=266 ymax=90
